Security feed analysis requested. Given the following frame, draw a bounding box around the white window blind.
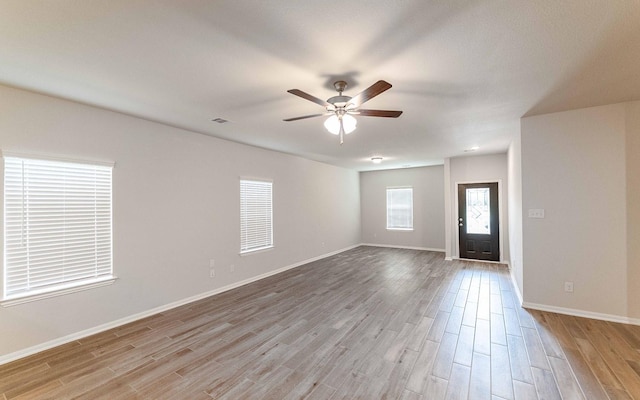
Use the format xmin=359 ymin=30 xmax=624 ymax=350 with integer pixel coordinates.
xmin=240 ymin=179 xmax=273 ymax=253
xmin=3 ymin=156 xmax=113 ymax=299
xmin=386 ymin=187 xmax=413 ymax=230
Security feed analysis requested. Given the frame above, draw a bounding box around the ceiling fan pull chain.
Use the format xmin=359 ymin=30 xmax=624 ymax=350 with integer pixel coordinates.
xmin=339 ymin=119 xmax=345 ymax=145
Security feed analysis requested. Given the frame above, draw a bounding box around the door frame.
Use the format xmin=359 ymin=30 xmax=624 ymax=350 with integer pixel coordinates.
xmin=454 ymin=179 xmax=504 ymax=262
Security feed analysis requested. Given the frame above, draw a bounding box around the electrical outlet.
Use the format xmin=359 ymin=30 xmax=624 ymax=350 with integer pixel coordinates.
xmin=564 ymin=281 xmax=574 ymax=292
xmin=209 ymin=268 xmax=215 ymax=278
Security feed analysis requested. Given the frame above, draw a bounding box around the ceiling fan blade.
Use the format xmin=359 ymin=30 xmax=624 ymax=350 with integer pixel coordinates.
xmin=355 ymin=109 xmax=403 ymax=118
xmin=287 ymin=89 xmax=330 ymax=107
xmin=283 ymin=113 xmax=326 ymax=122
xmin=349 ymin=80 xmax=392 ymax=107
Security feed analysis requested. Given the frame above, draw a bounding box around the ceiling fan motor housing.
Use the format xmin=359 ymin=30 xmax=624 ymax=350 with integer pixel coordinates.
xmin=327 ymin=95 xmax=352 ymax=107
xmin=327 ymin=80 xmax=352 ymax=108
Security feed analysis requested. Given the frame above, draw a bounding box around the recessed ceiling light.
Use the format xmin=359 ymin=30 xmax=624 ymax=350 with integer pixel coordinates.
xmin=371 ymin=157 xmax=383 ymax=164
xmin=212 ymin=118 xmax=229 ymax=124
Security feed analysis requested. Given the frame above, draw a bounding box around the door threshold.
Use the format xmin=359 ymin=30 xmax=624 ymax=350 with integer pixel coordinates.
xmin=451 ymin=256 xmax=506 ymax=265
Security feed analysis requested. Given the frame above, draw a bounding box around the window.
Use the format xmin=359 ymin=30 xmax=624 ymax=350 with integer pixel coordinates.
xmin=3 ymin=155 xmax=114 ymax=304
xmin=240 ymin=179 xmax=273 ymax=253
xmin=386 ymin=187 xmax=413 ymax=230
xmin=465 ymin=187 xmax=491 ymax=235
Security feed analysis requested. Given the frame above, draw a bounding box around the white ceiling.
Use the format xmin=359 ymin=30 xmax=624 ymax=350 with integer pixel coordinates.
xmin=1 ymin=1 xmax=639 ymax=171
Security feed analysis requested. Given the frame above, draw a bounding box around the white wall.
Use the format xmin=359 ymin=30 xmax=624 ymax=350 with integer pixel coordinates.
xmin=444 ymin=154 xmax=509 ymax=262
xmin=360 ymin=166 xmax=445 ymax=250
xmin=626 ymin=101 xmax=640 ymax=319
xmin=521 ymin=104 xmax=628 ymax=318
xmin=508 ymin=130 xmax=524 ymax=302
xmin=0 ymin=85 xmax=361 ymax=359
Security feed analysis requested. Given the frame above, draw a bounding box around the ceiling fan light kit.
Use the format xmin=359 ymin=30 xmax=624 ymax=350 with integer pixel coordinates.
xmin=284 ymin=80 xmax=402 ymax=145
xmin=324 ymin=114 xmax=357 ymax=135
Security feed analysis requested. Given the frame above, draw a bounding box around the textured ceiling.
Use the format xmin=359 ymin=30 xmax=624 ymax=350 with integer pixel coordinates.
xmin=1 ymin=1 xmax=639 ymax=171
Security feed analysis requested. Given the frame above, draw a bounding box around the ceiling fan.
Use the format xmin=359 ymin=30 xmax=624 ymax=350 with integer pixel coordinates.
xmin=284 ymin=80 xmax=402 ymax=144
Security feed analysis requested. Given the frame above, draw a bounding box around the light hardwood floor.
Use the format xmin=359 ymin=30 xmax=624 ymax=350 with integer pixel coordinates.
xmin=2 ymin=246 xmax=640 ymax=399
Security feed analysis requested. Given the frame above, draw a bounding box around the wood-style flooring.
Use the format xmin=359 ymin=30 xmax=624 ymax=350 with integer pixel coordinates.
xmin=2 ymin=246 xmax=640 ymax=399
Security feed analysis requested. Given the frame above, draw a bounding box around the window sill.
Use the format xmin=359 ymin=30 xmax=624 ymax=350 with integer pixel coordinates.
xmin=386 ymin=228 xmax=414 ymax=231
xmin=240 ymin=245 xmax=274 ymax=256
xmin=1 ymin=276 xmax=118 ymax=307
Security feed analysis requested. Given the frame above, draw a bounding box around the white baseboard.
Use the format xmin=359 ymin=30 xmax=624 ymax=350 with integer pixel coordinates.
xmin=0 ymin=244 xmax=360 ymax=366
xmin=522 ymin=302 xmax=640 ymax=326
xmin=361 ymin=243 xmax=445 ymax=253
xmin=509 ymin=271 xmax=524 ymax=307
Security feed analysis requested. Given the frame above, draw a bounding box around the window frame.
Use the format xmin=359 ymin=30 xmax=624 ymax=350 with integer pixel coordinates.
xmin=239 ymin=178 xmax=273 ymax=255
xmin=386 ymin=186 xmax=414 ymax=231
xmin=1 ymin=153 xmax=116 ymax=306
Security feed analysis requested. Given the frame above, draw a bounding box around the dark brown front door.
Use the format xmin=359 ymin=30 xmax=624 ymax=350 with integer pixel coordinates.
xmin=458 ymin=182 xmax=499 ymax=261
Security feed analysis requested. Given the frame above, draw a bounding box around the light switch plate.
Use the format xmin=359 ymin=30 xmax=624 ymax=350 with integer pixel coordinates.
xmin=528 ymin=209 xmax=545 ymax=218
